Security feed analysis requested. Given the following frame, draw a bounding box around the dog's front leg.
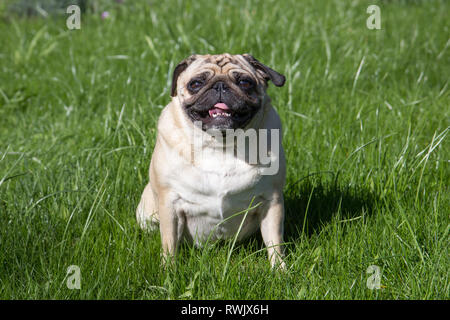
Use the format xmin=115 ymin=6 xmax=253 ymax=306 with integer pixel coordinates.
xmin=158 ymin=192 xmax=184 ymax=265
xmin=260 ymin=195 xmax=286 ymax=269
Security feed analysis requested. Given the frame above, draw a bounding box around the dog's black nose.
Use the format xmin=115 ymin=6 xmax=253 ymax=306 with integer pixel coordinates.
xmin=212 ymin=81 xmax=228 ymax=92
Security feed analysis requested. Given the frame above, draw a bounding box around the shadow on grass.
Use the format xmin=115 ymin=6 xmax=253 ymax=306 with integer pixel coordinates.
xmin=218 ymin=175 xmax=380 ymax=255
xmin=283 ymin=176 xmax=378 ymax=241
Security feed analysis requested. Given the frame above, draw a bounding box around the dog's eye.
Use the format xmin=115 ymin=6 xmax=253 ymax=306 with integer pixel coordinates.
xmin=188 ymin=80 xmax=204 ymax=91
xmin=238 ymin=79 xmax=254 ymax=90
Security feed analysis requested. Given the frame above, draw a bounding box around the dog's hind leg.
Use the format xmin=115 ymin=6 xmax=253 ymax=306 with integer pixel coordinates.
xmin=136 ymin=183 xmax=159 ymax=232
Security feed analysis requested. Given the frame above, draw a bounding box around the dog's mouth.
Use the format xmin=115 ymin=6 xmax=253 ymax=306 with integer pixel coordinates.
xmin=208 ymin=103 xmax=232 ymax=118
xmin=186 ymin=101 xmax=257 ymax=130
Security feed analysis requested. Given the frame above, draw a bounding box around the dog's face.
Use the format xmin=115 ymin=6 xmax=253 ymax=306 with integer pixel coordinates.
xmin=171 ymin=54 xmax=285 ymax=131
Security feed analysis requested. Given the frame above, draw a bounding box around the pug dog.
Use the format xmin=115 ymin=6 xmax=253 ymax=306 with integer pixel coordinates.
xmin=136 ymin=54 xmax=286 ymax=268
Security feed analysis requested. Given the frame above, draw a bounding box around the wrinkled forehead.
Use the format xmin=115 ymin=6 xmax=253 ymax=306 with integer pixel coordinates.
xmin=186 ymin=54 xmax=257 ymax=78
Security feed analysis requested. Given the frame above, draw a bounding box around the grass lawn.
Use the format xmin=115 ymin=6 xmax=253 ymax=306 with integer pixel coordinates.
xmin=0 ymin=0 xmax=448 ymax=299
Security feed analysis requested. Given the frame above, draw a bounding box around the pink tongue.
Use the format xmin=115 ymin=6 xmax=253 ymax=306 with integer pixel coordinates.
xmin=214 ymin=103 xmax=229 ymax=110
xmin=208 ymin=103 xmax=230 ymax=117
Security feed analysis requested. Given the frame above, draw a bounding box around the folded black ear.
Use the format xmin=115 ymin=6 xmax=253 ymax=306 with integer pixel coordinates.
xmin=242 ymin=54 xmax=286 ymax=87
xmin=171 ymin=55 xmax=197 ymax=97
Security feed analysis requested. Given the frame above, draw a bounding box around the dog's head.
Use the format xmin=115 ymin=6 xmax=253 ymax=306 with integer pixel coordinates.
xmin=171 ymin=54 xmax=285 ymax=131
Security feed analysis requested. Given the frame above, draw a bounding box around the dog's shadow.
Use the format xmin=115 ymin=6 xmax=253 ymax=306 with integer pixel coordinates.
xmin=282 ymin=176 xmax=377 ymax=241
xmin=238 ymin=175 xmax=378 ymax=253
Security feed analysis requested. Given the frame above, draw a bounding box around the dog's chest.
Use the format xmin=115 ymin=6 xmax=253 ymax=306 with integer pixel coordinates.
xmin=168 ymin=152 xmax=266 ymax=243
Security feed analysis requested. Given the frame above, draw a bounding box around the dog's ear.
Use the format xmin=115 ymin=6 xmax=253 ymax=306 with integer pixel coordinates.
xmin=242 ymin=54 xmax=286 ymax=87
xmin=171 ymin=55 xmax=197 ymax=97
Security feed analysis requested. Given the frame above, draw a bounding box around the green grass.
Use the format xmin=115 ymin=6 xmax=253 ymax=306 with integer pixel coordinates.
xmin=0 ymin=0 xmax=449 ymax=299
